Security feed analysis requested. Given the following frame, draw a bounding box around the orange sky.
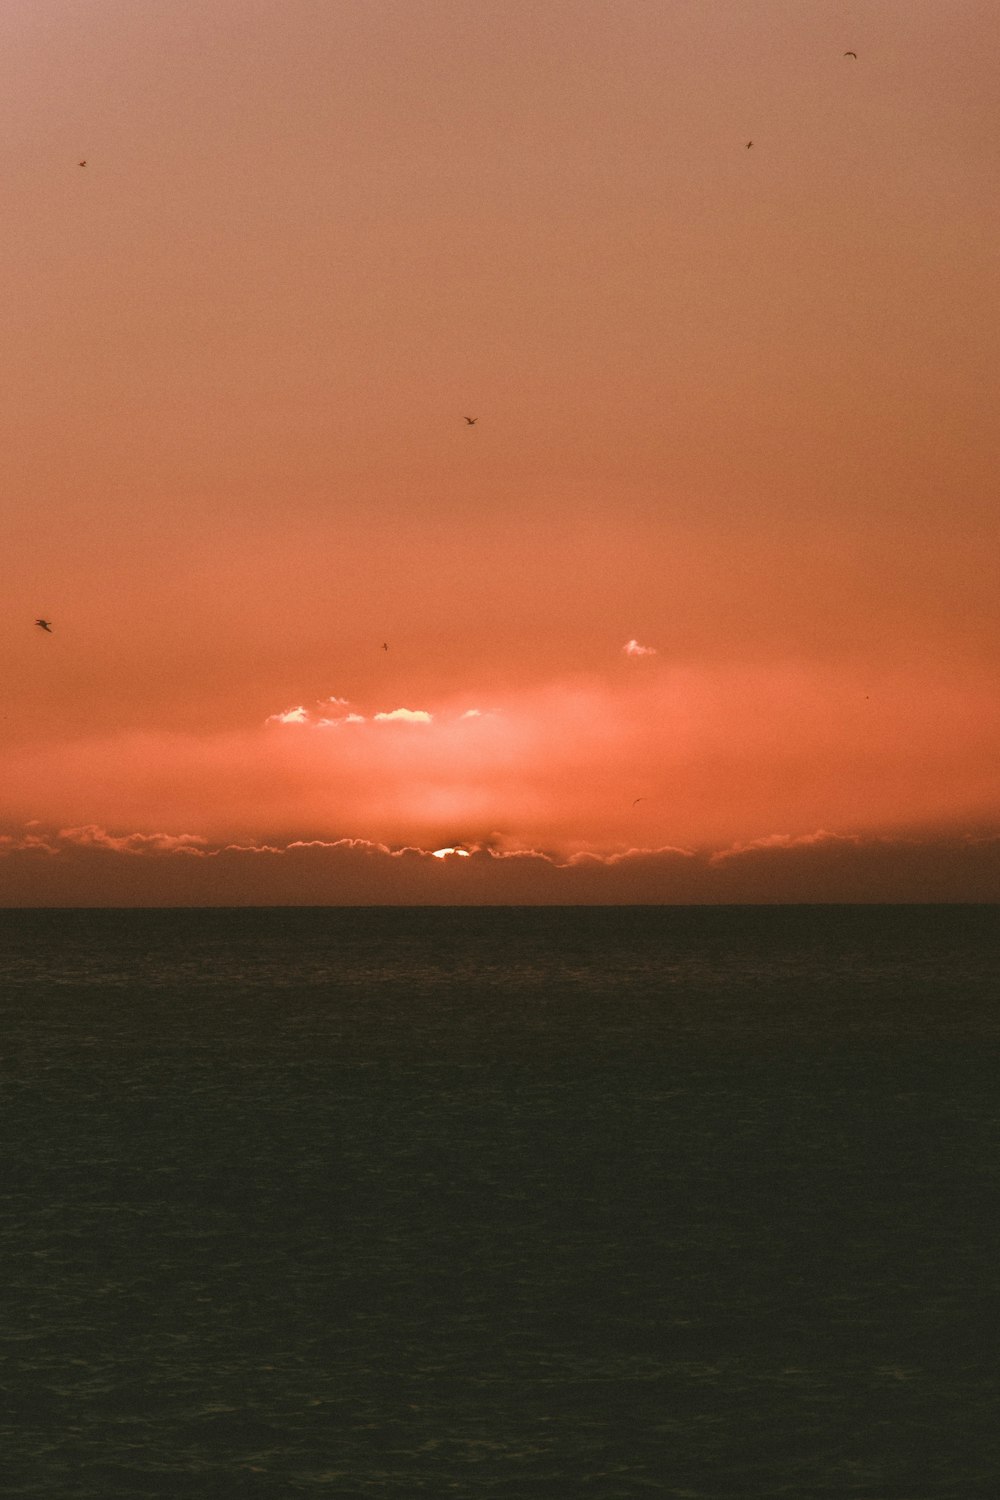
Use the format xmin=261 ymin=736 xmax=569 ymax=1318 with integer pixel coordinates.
xmin=2 ymin=0 xmax=997 ymax=903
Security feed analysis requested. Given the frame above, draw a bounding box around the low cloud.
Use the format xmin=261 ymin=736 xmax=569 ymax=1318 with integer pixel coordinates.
xmin=0 ymin=830 xmax=59 ymax=855
xmin=5 ymin=661 xmax=998 ymax=858
xmin=623 ymin=639 xmax=657 ymax=658
xmin=58 ymin=825 xmax=209 ymax=856
xmin=709 ymin=829 xmax=859 ymax=864
xmin=1 ymin=824 xmax=996 ymax=905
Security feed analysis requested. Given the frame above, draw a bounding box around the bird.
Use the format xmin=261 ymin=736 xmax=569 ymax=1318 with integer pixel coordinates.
xmin=382 ymin=642 xmax=389 ymax=652
xmin=843 ymin=51 xmax=857 ymax=59
xmin=745 ymin=140 xmax=753 ymax=149
xmin=632 ymin=797 xmax=647 ymax=806
xmin=464 ymin=416 xmax=478 ymax=425
xmin=78 ymin=160 xmax=86 ymax=167
xmin=35 ymin=618 xmax=53 ymax=633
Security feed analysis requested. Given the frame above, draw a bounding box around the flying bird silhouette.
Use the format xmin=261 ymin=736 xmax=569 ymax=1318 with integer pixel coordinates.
xmin=382 ymin=642 xmax=389 ymax=652
xmin=35 ymin=619 xmax=53 ymax=633
xmin=464 ymin=416 xmax=478 ymax=425
xmin=745 ymin=140 xmax=753 ymax=149
xmin=632 ymin=797 xmax=647 ymax=806
xmin=78 ymin=160 xmax=86 ymax=167
xmin=843 ymin=51 xmax=857 ymax=59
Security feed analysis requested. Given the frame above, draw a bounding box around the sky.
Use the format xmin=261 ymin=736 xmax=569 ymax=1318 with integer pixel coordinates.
xmin=1 ymin=0 xmax=998 ymax=904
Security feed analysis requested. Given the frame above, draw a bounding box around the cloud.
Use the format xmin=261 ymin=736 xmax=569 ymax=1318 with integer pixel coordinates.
xmin=266 ymin=706 xmax=311 ymax=725
xmin=268 ymin=696 xmax=359 ymax=728
xmin=709 ymin=829 xmax=859 ymax=864
xmin=0 ymin=830 xmax=59 ymax=855
xmin=623 ymin=639 xmax=657 ymax=657
xmin=373 ymin=708 xmax=433 ymax=724
xmin=314 ymin=697 xmax=363 ymax=726
xmin=4 ymin=660 xmax=998 ymax=857
xmin=267 ymin=698 xmax=433 ymax=727
xmin=57 ymin=825 xmax=209 ymax=856
xmin=1 ymin=824 xmax=997 ymax=905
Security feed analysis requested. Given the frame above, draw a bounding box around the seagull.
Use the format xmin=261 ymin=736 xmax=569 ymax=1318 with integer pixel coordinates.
xmin=464 ymin=416 xmax=478 ymax=425
xmin=843 ymin=51 xmax=857 ymax=59
xmin=746 ymin=140 xmax=753 ymax=149
xmin=35 ymin=618 xmax=53 ymax=633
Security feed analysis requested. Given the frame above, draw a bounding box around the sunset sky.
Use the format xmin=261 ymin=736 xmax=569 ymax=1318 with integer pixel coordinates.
xmin=2 ymin=0 xmax=997 ymax=903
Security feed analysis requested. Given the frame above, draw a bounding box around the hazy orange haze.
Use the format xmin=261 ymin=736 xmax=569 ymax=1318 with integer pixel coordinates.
xmin=1 ymin=0 xmax=997 ymax=902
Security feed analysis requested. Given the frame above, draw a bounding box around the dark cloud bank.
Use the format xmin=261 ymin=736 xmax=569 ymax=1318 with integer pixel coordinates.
xmin=1 ymin=827 xmax=997 ymax=905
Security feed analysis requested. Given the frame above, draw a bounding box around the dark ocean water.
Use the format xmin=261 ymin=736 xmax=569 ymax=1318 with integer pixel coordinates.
xmin=0 ymin=905 xmax=998 ymax=1498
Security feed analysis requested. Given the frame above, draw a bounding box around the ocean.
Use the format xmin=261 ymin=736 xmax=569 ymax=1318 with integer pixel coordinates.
xmin=1 ymin=905 xmax=998 ymax=1497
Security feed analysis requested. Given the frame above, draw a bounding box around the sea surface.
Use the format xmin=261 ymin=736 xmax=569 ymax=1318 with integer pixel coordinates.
xmin=1 ymin=905 xmax=998 ymax=1498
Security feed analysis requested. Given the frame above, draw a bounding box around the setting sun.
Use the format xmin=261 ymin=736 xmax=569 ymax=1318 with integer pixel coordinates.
xmin=0 ymin=0 xmax=995 ymax=905
xmin=3 ymin=8 xmax=998 ymax=1495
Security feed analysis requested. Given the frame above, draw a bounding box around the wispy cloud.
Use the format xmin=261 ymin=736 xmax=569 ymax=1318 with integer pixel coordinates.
xmin=267 ymin=696 xmax=358 ymax=727
xmin=57 ymin=825 xmax=209 ymax=856
xmin=709 ymin=829 xmax=860 ymax=864
xmin=0 ymin=830 xmax=59 ymax=855
xmin=315 ymin=712 xmax=367 ymax=727
xmin=623 ymin=639 xmax=657 ymax=658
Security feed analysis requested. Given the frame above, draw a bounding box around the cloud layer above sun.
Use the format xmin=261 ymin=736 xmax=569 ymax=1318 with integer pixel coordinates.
xmin=2 ymin=2 xmax=996 ymax=904
xmin=2 ymin=658 xmax=997 ymax=865
xmin=1 ymin=655 xmax=998 ymax=904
